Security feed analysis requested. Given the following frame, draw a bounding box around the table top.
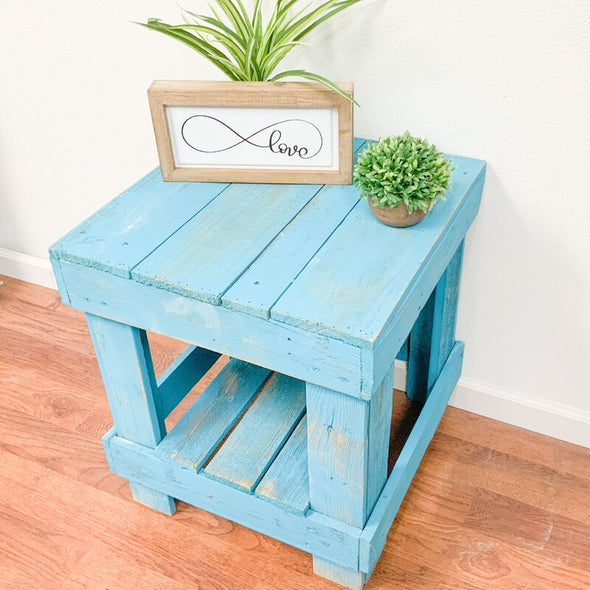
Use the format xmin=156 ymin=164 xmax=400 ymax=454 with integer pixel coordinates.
xmin=50 ymin=138 xmax=485 ymax=349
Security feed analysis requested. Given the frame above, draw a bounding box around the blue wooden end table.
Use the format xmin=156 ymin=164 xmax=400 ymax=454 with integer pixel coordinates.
xmin=50 ymin=138 xmax=485 ymax=589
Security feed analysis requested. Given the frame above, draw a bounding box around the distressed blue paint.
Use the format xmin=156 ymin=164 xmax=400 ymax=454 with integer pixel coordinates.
xmin=308 ymin=366 xmax=393 ymax=586
xmin=107 ymin=433 xmax=362 ymax=569
xmin=101 ymin=426 xmax=117 ymax=471
xmin=255 ymin=416 xmax=309 ymax=514
xmin=362 ymin=170 xmax=485 ymax=398
xmin=205 ymin=372 xmax=306 ymax=493
xmin=359 ymin=342 xmax=464 ymax=573
xmin=156 ymin=359 xmax=271 ymax=470
xmin=366 ymin=366 xmax=395 ymax=515
xmin=313 ymin=560 xmax=365 ymax=590
xmin=427 ymin=241 xmax=465 ymax=384
xmin=306 ymin=386 xmax=368 ymax=526
xmin=127 ymin=482 xmax=176 ymax=515
xmin=406 ymin=291 xmax=436 ymax=404
xmin=50 ymin=253 xmax=72 ymax=305
xmin=156 ymin=345 xmax=220 ymax=418
xmin=50 ymin=140 xmax=485 ymax=588
xmin=270 ymin=157 xmax=485 ymax=349
xmin=56 ymin=259 xmax=363 ymax=396
xmin=407 ymin=242 xmax=464 ymax=403
xmin=131 ymin=182 xmax=323 ymax=304
xmin=349 ymin=136 xmax=367 ymax=153
xmin=86 ymin=315 xmax=164 ymax=445
xmin=222 ymin=140 xmax=367 ymax=318
xmin=86 ymin=314 xmax=175 ymax=514
xmin=49 ymin=170 xmax=227 ymax=277
xmin=396 ymin=337 xmax=409 ymax=362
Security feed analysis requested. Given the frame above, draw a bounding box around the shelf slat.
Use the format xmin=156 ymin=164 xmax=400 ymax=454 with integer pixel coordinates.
xmin=205 ymin=372 xmax=306 ymax=493
xmin=156 ymin=359 xmax=271 ymax=469
xmin=256 ymin=415 xmax=309 ymax=514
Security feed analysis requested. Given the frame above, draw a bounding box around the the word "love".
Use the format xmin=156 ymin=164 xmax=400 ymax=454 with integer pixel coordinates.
xmin=180 ymin=115 xmax=324 ymax=160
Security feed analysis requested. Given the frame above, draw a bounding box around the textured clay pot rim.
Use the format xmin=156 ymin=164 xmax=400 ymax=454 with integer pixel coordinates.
xmin=368 ymin=196 xmax=427 ymax=227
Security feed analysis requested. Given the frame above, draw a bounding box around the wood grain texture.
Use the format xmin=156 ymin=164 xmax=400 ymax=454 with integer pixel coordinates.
xmin=256 ymin=416 xmax=310 ymax=514
xmin=148 ymin=80 xmax=354 ymax=184
xmin=270 ymin=157 xmax=485 ymax=349
xmin=49 ymin=142 xmax=484 ymax=409
xmin=57 ymin=260 xmax=364 ymax=397
xmin=222 ymin=138 xmax=367 ymax=318
xmin=364 ymin=171 xmax=485 ymax=398
xmin=85 ymin=314 xmax=175 ymax=514
xmin=306 ymin=366 xmax=394 ymax=588
xmin=360 ymin=342 xmax=465 ymax=573
xmin=421 ymin=431 xmax=590 ymax=524
xmin=156 ymin=359 xmax=271 ymax=471
xmin=108 ymin=433 xmax=362 ymax=569
xmin=131 ymin=181 xmax=323 ymax=305
xmin=204 ymin=372 xmax=306 ymax=493
xmin=1 ymin=275 xmax=589 ymax=590
xmin=306 ymin=366 xmax=394 ymax=529
xmin=105 ymin=345 xmax=458 ymax=582
xmin=85 ymin=315 xmax=164 ymax=446
xmin=49 ymin=170 xmax=227 ymax=277
xmin=407 ymin=241 xmax=464 ymax=403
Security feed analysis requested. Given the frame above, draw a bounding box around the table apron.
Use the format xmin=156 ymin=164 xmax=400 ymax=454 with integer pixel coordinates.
xmin=54 ymin=258 xmax=365 ymax=397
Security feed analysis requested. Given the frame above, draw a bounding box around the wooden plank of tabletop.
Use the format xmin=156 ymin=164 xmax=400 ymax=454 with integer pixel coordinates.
xmin=270 ymin=156 xmax=486 ymax=347
xmin=222 ymin=138 xmax=366 ymax=318
xmin=49 ymin=168 xmax=228 ymax=277
xmin=131 ymin=181 xmax=323 ymax=305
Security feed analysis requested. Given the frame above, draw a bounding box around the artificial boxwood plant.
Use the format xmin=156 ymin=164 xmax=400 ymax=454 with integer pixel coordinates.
xmin=140 ymin=0 xmax=361 ymax=103
xmin=354 ymin=132 xmax=454 ymax=214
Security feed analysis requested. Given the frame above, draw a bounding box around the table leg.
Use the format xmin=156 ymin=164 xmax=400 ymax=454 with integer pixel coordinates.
xmin=407 ymin=241 xmax=464 ymax=404
xmin=306 ymin=366 xmax=394 ymax=589
xmin=86 ymin=313 xmax=176 ymax=515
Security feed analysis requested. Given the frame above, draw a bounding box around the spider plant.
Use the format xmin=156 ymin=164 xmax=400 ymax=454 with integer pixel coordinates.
xmin=139 ymin=0 xmax=361 ymax=103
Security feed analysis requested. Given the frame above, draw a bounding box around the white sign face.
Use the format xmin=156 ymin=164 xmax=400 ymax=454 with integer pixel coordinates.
xmin=165 ymin=106 xmax=339 ymax=170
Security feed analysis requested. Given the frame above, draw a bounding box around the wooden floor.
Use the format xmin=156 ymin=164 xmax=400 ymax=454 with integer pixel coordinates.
xmin=1 ymin=275 xmax=589 ymax=590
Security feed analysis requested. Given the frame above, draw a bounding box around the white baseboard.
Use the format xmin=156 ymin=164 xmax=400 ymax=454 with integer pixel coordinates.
xmin=393 ymin=361 xmax=408 ymax=392
xmin=395 ymin=360 xmax=589 ymax=448
xmin=0 ymin=247 xmax=57 ymax=289
xmin=1 ymin=248 xmax=587 ymax=448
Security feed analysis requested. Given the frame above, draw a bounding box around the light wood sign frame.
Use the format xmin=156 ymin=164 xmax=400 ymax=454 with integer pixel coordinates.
xmin=147 ymin=80 xmax=354 ymax=184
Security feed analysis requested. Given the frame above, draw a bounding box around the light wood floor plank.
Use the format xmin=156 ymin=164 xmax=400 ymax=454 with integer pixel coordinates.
xmin=439 ymin=408 xmax=590 ymax=481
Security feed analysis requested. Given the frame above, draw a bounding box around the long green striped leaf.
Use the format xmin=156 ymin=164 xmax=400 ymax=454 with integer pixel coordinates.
xmin=214 ymin=0 xmax=253 ymax=39
xmin=270 ymin=69 xmax=358 ymax=105
xmin=140 ymin=20 xmax=242 ymax=80
xmin=172 ymin=24 xmax=247 ymax=68
xmin=260 ymin=41 xmax=302 ymax=78
xmin=182 ymin=10 xmax=246 ymax=46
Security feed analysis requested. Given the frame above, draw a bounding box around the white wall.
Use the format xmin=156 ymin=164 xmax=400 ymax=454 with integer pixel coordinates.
xmin=1 ymin=1 xmax=589 ymax=445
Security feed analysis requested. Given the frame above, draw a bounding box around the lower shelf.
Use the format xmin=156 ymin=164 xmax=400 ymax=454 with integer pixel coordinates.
xmin=102 ymin=341 xmax=464 ymax=576
xmin=156 ymin=358 xmax=310 ymax=513
xmin=104 ymin=427 xmax=361 ymax=569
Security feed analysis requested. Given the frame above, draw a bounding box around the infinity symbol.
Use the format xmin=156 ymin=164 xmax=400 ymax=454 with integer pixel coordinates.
xmin=180 ymin=115 xmax=323 ymax=160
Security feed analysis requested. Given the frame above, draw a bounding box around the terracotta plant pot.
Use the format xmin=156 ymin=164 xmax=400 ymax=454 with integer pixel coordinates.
xmin=367 ymin=196 xmax=426 ymax=227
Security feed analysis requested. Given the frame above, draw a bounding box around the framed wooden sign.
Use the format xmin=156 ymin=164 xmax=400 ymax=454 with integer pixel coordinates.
xmin=147 ymin=80 xmax=354 ymax=184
